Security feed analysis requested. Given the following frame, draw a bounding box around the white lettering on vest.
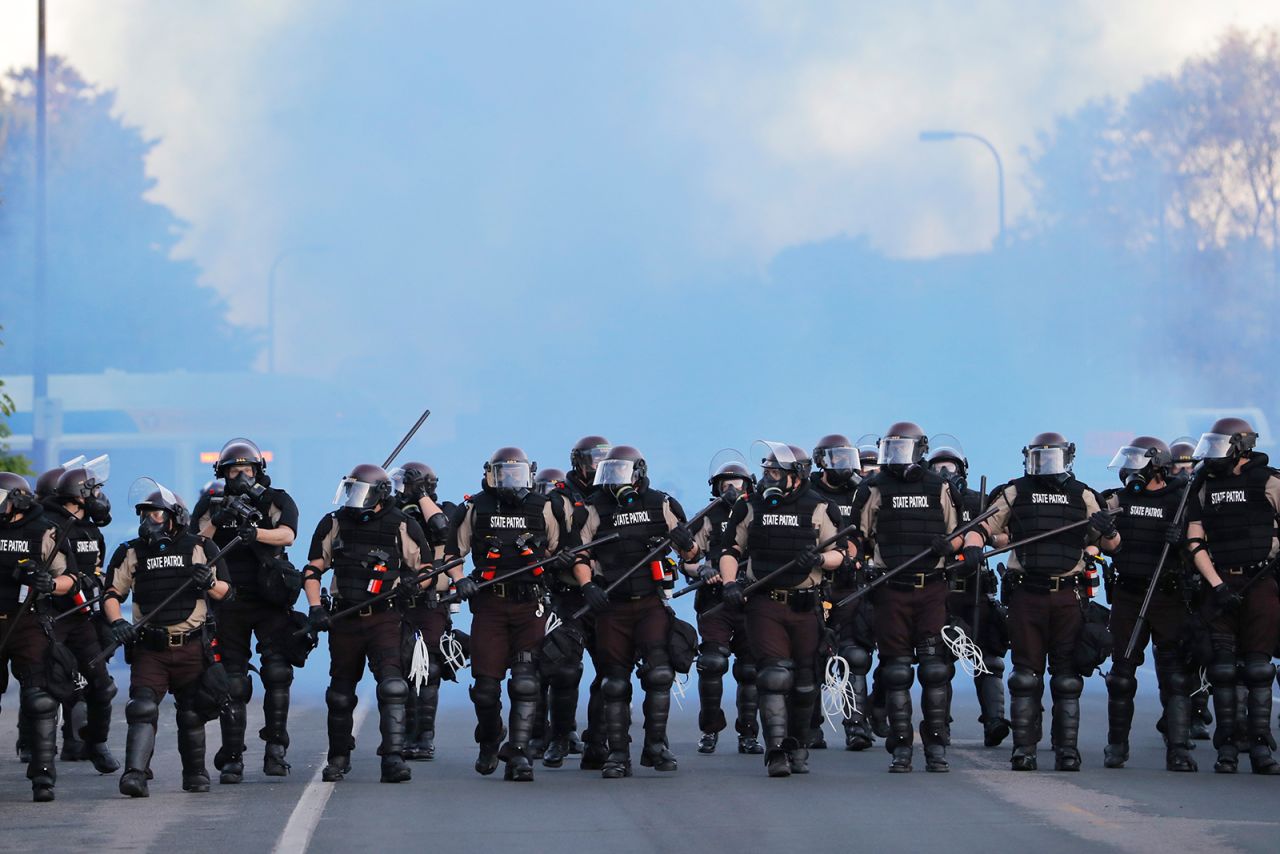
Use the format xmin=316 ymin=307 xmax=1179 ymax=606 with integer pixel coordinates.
xmin=1128 ymin=505 xmax=1165 ymax=519
xmin=144 ymin=555 xmax=188 ymax=570
xmin=613 ymin=511 xmax=653 ymax=526
xmin=890 ymin=496 xmax=930 ymax=509
xmin=0 ymin=539 xmax=32 ymax=553
xmin=488 ymin=516 xmax=529 ymax=529
xmin=762 ymin=514 xmax=801 ymax=526
xmin=1031 ymin=493 xmax=1069 ymax=505
xmin=77 ymin=540 xmax=101 ymax=553
xmin=1210 ymin=490 xmax=1247 ymax=505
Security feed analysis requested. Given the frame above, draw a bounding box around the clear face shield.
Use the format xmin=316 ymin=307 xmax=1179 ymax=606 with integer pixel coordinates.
xmin=82 ymin=454 xmax=110 ymax=490
xmin=877 ymin=436 xmax=919 ymax=466
xmin=489 ymin=461 xmax=533 ymax=490
xmin=128 ymin=477 xmax=181 ymax=513
xmin=1192 ymin=433 xmax=1233 ymax=461
xmin=754 ymin=441 xmax=799 ymax=500
xmin=332 ymin=478 xmax=384 ymax=509
xmin=593 ymin=459 xmax=636 ymax=487
xmin=1025 ymin=447 xmax=1068 ymax=476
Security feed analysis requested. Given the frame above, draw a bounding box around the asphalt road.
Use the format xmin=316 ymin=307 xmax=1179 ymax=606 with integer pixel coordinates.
xmin=2 ymin=663 xmax=1279 ymax=853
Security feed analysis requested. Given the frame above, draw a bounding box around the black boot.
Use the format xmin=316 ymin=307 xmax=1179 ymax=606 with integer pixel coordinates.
xmin=504 ymin=663 xmax=539 ymax=782
xmin=601 ymin=668 xmax=634 ymax=779
xmin=976 ymin=664 xmax=1010 ymax=747
xmin=1244 ymin=659 xmax=1280 ymax=775
xmin=23 ymin=687 xmax=58 ymax=803
xmin=640 ymin=673 xmax=677 ymax=772
xmin=1009 ymin=668 xmax=1042 ymax=771
xmin=1164 ymin=690 xmax=1197 ymax=772
xmin=697 ymin=731 xmax=718 ymax=754
xmin=323 ymin=684 xmax=357 ymax=782
xmin=1104 ymin=664 xmax=1136 ymax=768
xmin=376 ymin=677 xmax=411 ymax=783
xmin=1050 ymin=674 xmax=1082 ymax=771
xmin=80 ymin=674 xmax=120 ymax=773
xmin=215 ymin=701 xmax=247 ymax=784
xmin=844 ymin=668 xmax=874 ymax=751
xmin=882 ymin=657 xmax=914 ymax=773
xmin=471 ymin=675 xmax=504 ymax=776
xmin=177 ymin=707 xmax=210 ymax=793
xmin=1191 ymin=690 xmax=1212 ymax=739
xmin=787 ymin=673 xmax=818 ymax=774
xmin=544 ymin=669 xmax=579 ymax=767
xmin=60 ymin=699 xmax=88 ymax=761
xmin=120 ymin=689 xmax=159 ymax=798
xmin=259 ymin=660 xmax=292 ymax=777
xmin=760 ymin=690 xmax=790 ymax=778
xmin=414 ymin=679 xmax=439 ymax=761
xmin=918 ymin=652 xmax=952 ymax=773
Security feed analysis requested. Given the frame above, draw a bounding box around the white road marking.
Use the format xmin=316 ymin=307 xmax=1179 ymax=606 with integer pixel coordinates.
xmin=273 ymin=692 xmax=373 ymax=854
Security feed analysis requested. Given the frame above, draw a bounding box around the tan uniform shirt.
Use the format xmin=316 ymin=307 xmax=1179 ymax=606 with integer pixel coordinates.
xmin=109 ymin=541 xmax=212 ymax=633
xmin=722 ymin=501 xmax=839 ymax=589
xmin=982 ymin=482 xmax=1104 ymax=575
xmin=857 ymin=480 xmax=959 ymax=570
xmin=311 ymin=515 xmax=425 ymax=594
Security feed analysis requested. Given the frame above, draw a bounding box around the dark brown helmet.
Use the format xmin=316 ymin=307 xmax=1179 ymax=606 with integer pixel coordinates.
xmin=1169 ymin=437 xmax=1196 ymax=464
xmin=397 ymin=461 xmax=438 ymax=495
xmin=879 ymin=422 xmax=928 ymax=466
xmin=1023 ymin=432 xmax=1075 ymax=478
xmin=333 ymin=463 xmax=394 ymax=509
xmin=128 ymin=477 xmax=190 ymax=530
xmin=0 ymin=472 xmax=36 ymax=517
xmin=570 ymin=435 xmax=611 ymax=478
xmin=788 ymin=445 xmax=813 ymax=478
xmin=35 ymin=467 xmax=66 ymax=500
xmin=598 ymin=445 xmax=646 ymax=481
xmin=709 ymin=461 xmax=754 ymax=498
xmin=1108 ymin=436 xmax=1171 ymax=491
xmin=1194 ymin=417 xmax=1258 ymax=472
xmin=215 ymin=437 xmax=266 ymax=476
xmin=534 ymin=467 xmax=566 ymax=496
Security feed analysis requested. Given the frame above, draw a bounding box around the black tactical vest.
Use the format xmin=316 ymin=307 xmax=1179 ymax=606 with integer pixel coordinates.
xmin=590 ymin=488 xmax=670 ymax=597
xmin=810 ymin=474 xmax=858 ymax=527
xmin=131 ymin=533 xmax=204 ymax=627
xmin=1007 ymin=476 xmax=1090 ymax=574
xmin=871 ymin=471 xmax=950 ymax=568
xmin=469 ymin=490 xmax=549 ymax=579
xmin=1198 ymin=457 xmax=1278 ymax=569
xmin=44 ymin=505 xmax=105 ymax=612
xmin=330 ymin=507 xmax=407 ymax=604
xmin=207 ymin=488 xmax=289 ymax=592
xmin=746 ymin=486 xmax=825 ymax=589
xmin=959 ymin=488 xmax=982 ymax=523
xmin=1111 ymin=484 xmax=1183 ymax=579
xmin=0 ymin=510 xmax=53 ymax=614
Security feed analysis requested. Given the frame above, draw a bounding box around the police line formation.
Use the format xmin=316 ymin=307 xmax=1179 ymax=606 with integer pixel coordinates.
xmin=2 ymin=416 xmax=1280 ymax=803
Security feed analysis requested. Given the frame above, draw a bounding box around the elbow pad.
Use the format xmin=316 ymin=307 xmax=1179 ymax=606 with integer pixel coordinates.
xmin=424 ymin=511 xmax=450 ymax=547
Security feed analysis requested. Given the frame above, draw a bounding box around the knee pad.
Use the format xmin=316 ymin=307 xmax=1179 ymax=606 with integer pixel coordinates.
xmin=377 ymin=677 xmax=409 ymax=703
xmin=731 ymin=660 xmax=757 ymax=685
xmin=1207 ymin=656 xmax=1237 ymax=687
xmin=89 ymin=676 xmax=119 ymax=706
xmin=126 ymin=688 xmax=160 ymax=725
xmin=552 ymin=658 xmax=583 ymax=686
xmin=175 ymin=706 xmax=204 ymax=731
xmin=325 ymin=685 xmax=358 ymax=714
xmin=1106 ymin=667 xmax=1137 ymax=699
xmin=227 ymin=671 xmax=254 ymax=704
xmin=696 ymin=644 xmax=729 ymax=677
xmin=982 ymin=655 xmax=1005 ymax=677
xmin=508 ymin=662 xmax=541 ymax=699
xmin=839 ymin=644 xmax=871 ymax=674
xmin=469 ymin=676 xmax=502 ymax=709
xmin=757 ymin=659 xmax=795 ymax=694
xmin=260 ymin=655 xmax=294 ymax=688
xmin=1008 ymin=668 xmax=1041 ymax=698
xmin=640 ymin=661 xmax=674 ymax=692
xmin=20 ymin=686 xmax=58 ymax=716
xmin=1242 ymin=655 xmax=1276 ymax=688
xmin=881 ymin=657 xmax=915 ymax=691
xmin=793 ymin=668 xmax=817 ymax=699
xmin=1049 ymin=673 xmax=1083 ymax=700
xmin=917 ymin=655 xmax=953 ymax=687
xmin=600 ymin=666 xmax=632 ymax=701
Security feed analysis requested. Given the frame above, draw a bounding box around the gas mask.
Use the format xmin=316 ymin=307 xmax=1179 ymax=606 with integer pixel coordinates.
xmin=1119 ymin=466 xmax=1150 ymax=494
xmin=85 ymin=492 xmax=112 ymax=527
xmin=139 ymin=514 xmax=174 ymax=545
xmin=760 ymin=472 xmax=790 ymax=504
xmin=1204 ymin=455 xmax=1237 ymax=478
xmin=225 ymin=471 xmax=266 ymax=500
xmin=719 ymin=484 xmax=742 ymax=506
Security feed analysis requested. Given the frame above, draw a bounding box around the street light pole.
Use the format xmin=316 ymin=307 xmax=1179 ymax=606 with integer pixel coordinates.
xmin=919 ymin=130 xmax=1006 ymax=249
xmin=32 ymin=0 xmax=50 ymax=470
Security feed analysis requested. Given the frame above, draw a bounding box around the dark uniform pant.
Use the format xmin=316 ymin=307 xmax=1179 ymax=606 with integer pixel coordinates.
xmin=546 ymin=587 xmax=595 ymax=748
xmin=817 ymin=580 xmax=875 ymax=746
xmin=0 ymin=611 xmax=60 ymax=789
xmin=1106 ymin=584 xmax=1193 ymax=750
xmin=125 ymin=639 xmax=208 ymax=781
xmin=467 ymin=589 xmax=545 ymax=758
xmin=947 ymin=573 xmax=1009 ymax=740
xmin=401 ymin=597 xmax=450 ymax=755
xmin=1205 ymin=572 xmax=1280 ymax=763
xmin=325 ymin=609 xmax=407 ymax=761
xmin=746 ymin=593 xmax=822 ymax=755
xmin=873 ymin=581 xmax=952 ymax=753
xmin=594 ymin=596 xmax=674 ymax=760
xmin=57 ymin=614 xmax=116 ymax=747
xmin=695 ymin=598 xmax=757 ymax=737
xmin=1006 ymin=582 xmax=1084 ymax=761
xmin=214 ymin=597 xmax=294 ymax=765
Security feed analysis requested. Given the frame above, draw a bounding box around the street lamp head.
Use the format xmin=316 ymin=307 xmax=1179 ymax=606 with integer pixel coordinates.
xmin=919 ymin=130 xmax=958 ymax=142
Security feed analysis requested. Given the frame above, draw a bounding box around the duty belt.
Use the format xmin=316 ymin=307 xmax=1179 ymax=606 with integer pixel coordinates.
xmin=484 ymin=582 xmax=544 ymax=602
xmin=1222 ymin=559 xmax=1274 ymax=577
xmin=1115 ymin=574 xmax=1178 ymax=595
xmin=139 ymin=625 xmax=202 ymax=651
xmin=766 ymin=588 xmax=821 ymax=610
xmin=1016 ymin=573 xmax=1080 ymax=594
xmin=334 ymin=597 xmax=394 ymax=618
xmin=883 ymin=569 xmax=946 ymax=591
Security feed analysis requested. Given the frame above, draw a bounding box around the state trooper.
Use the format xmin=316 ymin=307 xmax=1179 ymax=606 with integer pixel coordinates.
xmin=1099 ymin=436 xmax=1197 ymax=772
xmin=104 ymin=478 xmax=233 ymax=797
xmin=682 ymin=460 xmax=762 ymax=755
xmin=191 ymin=438 xmax=301 ymax=783
xmin=1183 ymin=417 xmax=1280 ymax=774
xmin=718 ymin=442 xmax=841 ymax=777
xmin=570 ymin=445 xmax=698 ymax=778
xmin=442 ymin=447 xmax=563 ymax=781
xmin=303 ymin=464 xmax=428 ymax=784
xmin=963 ymin=432 xmax=1118 ymax=771
xmin=0 ymin=472 xmax=75 ymax=801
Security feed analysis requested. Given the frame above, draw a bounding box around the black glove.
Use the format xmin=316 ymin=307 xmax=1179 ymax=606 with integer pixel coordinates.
xmin=1088 ymin=510 xmax=1117 ymax=538
xmin=453 ymin=577 xmax=480 ymax=601
xmin=698 ymin=564 xmax=720 ymax=584
xmin=955 ymin=546 xmax=985 ymax=579
xmin=307 ymin=604 xmax=331 ymax=633
xmin=210 ymin=505 xmax=238 ymax=528
xmin=190 ymin=563 xmax=216 ymax=591
xmin=667 ymin=524 xmax=695 ymax=552
xmin=721 ymin=581 xmax=746 ymax=609
xmin=30 ymin=568 xmax=56 ymax=595
xmin=549 ymin=550 xmax=578 ymax=573
xmin=396 ymin=579 xmax=422 ymax=604
xmin=109 ymin=618 xmax=137 ymax=647
xmin=833 ymin=555 xmax=859 ymax=585
xmin=1211 ymin=582 xmax=1240 ymax=614
xmin=581 ymin=581 xmax=611 ymax=613
xmin=1163 ymin=523 xmax=1183 ymax=546
xmin=795 ymin=547 xmax=825 ymax=572
xmin=930 ymin=534 xmax=955 ymax=557
xmin=237 ymin=524 xmax=259 ymax=544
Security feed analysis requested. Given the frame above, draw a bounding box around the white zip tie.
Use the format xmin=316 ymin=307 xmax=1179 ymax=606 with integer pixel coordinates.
xmin=941 ymin=624 xmax=991 ymax=677
xmin=73 ymin=670 xmax=88 ymax=692
xmin=439 ymin=630 xmax=468 ymax=674
xmin=545 ymin=611 xmax=562 ymax=636
xmin=408 ymin=632 xmax=431 ymax=690
xmin=671 ymin=671 xmax=688 ymax=711
xmin=822 ymin=655 xmax=857 ymax=734
xmin=1193 ymin=667 xmax=1211 ymax=697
